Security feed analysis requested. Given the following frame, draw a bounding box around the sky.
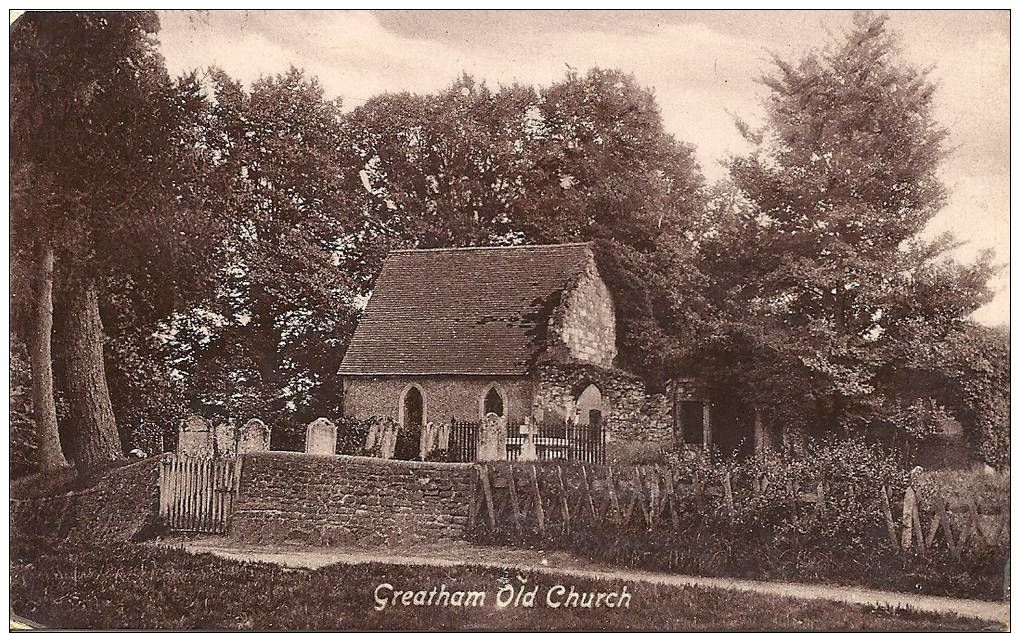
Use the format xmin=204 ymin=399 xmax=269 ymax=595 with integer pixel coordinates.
xmin=157 ymin=10 xmax=1010 ymax=326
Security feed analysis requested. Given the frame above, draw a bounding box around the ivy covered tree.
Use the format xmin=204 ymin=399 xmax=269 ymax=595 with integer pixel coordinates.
xmin=693 ymin=12 xmax=998 ymax=450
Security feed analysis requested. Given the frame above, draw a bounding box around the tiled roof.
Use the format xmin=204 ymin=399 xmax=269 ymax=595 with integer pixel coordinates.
xmin=339 ymin=243 xmax=594 ymax=375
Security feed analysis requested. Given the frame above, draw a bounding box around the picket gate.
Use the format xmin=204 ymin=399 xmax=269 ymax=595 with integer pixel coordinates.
xmin=158 ymin=454 xmax=242 ymax=534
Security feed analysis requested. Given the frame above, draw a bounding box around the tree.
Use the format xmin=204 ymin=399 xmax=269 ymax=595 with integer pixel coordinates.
xmin=10 ymin=12 xmax=222 ymax=473
xmin=346 ymin=69 xmax=707 ymax=380
xmin=150 ymin=67 xmax=363 ymax=447
xmin=694 ymin=12 xmax=998 ymax=448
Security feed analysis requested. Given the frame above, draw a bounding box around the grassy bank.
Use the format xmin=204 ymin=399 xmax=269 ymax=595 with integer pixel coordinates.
xmin=10 ymin=533 xmax=997 ymax=630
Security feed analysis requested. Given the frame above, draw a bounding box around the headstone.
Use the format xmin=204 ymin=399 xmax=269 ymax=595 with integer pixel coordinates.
xmin=436 ymin=420 xmax=451 ymax=451
xmin=177 ymin=415 xmax=213 ymax=457
xmin=214 ymin=422 xmax=238 ymax=457
xmin=238 ymin=418 xmax=271 ymax=453
xmin=380 ymin=418 xmax=399 ymax=459
xmin=305 ymin=417 xmax=337 ymax=455
xmin=519 ymin=417 xmax=538 ymax=462
xmin=476 ymin=412 xmax=507 ymax=462
xmin=364 ymin=418 xmax=381 ymax=452
xmin=419 ymin=420 xmax=438 ymax=460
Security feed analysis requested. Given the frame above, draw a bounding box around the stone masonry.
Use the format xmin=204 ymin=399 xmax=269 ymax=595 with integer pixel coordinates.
xmin=549 ymin=253 xmax=617 ymax=368
xmin=230 ymin=452 xmax=473 ymax=547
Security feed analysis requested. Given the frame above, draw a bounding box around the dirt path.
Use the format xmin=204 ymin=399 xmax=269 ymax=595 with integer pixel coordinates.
xmin=163 ymin=537 xmax=1008 ymax=626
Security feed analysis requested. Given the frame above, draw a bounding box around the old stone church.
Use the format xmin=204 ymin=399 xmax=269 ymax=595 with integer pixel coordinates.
xmin=338 ymin=242 xmax=713 ymax=460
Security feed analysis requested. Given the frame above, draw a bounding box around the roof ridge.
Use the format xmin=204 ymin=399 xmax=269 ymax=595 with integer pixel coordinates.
xmin=389 ymin=241 xmax=593 ymax=254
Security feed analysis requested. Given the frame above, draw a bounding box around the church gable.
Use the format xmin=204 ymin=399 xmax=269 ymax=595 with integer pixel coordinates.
xmin=552 ymin=252 xmax=617 ymax=368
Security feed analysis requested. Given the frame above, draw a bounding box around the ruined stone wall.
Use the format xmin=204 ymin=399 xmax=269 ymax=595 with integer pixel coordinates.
xmin=230 ymin=452 xmax=473 ymax=547
xmin=343 ymin=376 xmax=533 ymax=424
xmin=552 ymin=255 xmax=617 ymax=368
xmin=533 ymin=364 xmax=673 ymax=460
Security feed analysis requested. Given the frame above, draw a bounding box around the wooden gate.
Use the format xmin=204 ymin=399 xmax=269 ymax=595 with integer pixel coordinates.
xmin=158 ymin=454 xmax=241 ymax=534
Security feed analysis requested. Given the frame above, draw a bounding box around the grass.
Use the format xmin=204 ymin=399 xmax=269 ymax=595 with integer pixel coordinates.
xmin=10 ymin=533 xmax=998 ymax=631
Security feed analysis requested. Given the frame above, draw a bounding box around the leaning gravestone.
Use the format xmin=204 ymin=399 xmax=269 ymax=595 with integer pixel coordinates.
xmin=178 ymin=415 xmax=213 ymax=457
xmin=214 ymin=422 xmax=238 ymax=457
xmin=238 ymin=418 xmax=271 ymax=454
xmin=476 ymin=412 xmax=507 ymax=462
xmin=305 ymin=417 xmax=337 ymax=455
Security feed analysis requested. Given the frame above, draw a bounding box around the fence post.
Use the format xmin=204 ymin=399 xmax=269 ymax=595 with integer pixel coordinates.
xmin=530 ymin=464 xmax=546 ymax=536
xmin=475 ymin=464 xmax=496 ymax=530
xmin=880 ymin=485 xmax=899 ymax=550
xmin=723 ymin=471 xmax=735 ymax=515
xmin=556 ymin=465 xmax=571 ymax=534
xmin=506 ymin=463 xmax=523 ymax=536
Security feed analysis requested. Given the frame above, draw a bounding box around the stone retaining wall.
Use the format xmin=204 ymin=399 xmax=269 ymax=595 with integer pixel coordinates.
xmin=11 ymin=457 xmax=160 ymax=542
xmin=230 ymin=452 xmax=474 ymax=547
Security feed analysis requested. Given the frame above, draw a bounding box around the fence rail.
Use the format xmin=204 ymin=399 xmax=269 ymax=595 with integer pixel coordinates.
xmin=469 ymin=461 xmax=1009 ymax=561
xmin=158 ymin=454 xmax=241 ymax=534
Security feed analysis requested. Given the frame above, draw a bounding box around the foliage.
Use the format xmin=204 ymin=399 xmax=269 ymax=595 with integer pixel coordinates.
xmin=688 ymin=12 xmax=999 ymax=445
xmin=668 ymin=438 xmax=908 ymax=541
xmin=333 ymin=415 xmax=377 ymax=456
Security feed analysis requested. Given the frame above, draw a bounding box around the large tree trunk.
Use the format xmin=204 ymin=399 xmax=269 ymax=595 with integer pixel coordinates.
xmin=29 ymin=242 xmax=70 ymax=471
xmin=63 ymin=278 xmax=122 ymax=474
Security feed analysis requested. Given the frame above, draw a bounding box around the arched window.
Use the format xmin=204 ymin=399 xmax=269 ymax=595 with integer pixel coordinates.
xmin=479 ymin=382 xmax=508 ymax=419
xmin=395 ymin=384 xmax=426 ymax=461
xmin=484 ymin=387 xmax=504 ymax=416
xmin=576 ymin=384 xmax=603 ymax=426
xmin=402 ymin=386 xmax=424 ymax=428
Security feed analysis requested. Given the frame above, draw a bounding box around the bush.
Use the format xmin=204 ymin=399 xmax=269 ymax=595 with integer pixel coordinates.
xmin=333 ymin=415 xmax=377 ymax=456
xmin=667 ymin=438 xmax=908 ymax=541
xmin=472 ymin=438 xmax=1006 ymax=600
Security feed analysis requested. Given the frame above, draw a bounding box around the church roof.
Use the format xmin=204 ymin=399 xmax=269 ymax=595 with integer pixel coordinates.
xmin=339 ymin=242 xmax=595 ymax=376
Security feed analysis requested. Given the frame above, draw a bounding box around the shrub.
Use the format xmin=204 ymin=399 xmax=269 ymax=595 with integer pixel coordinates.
xmin=332 ymin=415 xmax=376 ymax=456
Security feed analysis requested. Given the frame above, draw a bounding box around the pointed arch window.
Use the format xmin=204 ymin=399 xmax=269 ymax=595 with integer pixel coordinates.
xmin=484 ymin=386 xmax=504 ymax=416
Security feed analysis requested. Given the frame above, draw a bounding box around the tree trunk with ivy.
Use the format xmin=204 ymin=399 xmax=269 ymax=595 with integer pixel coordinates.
xmin=63 ymin=278 xmax=123 ymax=474
xmin=29 ymin=241 xmax=70 ymax=472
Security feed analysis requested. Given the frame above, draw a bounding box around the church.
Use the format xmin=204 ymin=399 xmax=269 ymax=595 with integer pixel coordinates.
xmin=338 ymin=242 xmax=713 ymax=461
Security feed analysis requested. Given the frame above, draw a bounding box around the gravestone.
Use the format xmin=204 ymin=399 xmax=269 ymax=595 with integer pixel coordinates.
xmin=476 ymin=412 xmax=507 ymax=462
xmin=238 ymin=418 xmax=271 ymax=453
xmin=379 ymin=418 xmax=399 ymax=459
xmin=177 ymin=415 xmax=213 ymax=457
xmin=436 ymin=420 xmax=451 ymax=451
xmin=419 ymin=420 xmax=437 ymax=460
xmin=364 ymin=418 xmax=381 ymax=453
xmin=214 ymin=422 xmax=238 ymax=457
xmin=305 ymin=417 xmax=337 ymax=455
xmin=518 ymin=417 xmax=538 ymax=462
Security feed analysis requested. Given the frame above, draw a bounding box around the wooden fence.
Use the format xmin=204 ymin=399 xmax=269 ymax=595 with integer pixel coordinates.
xmin=469 ymin=461 xmax=1009 ymax=560
xmin=158 ymin=454 xmax=241 ymax=534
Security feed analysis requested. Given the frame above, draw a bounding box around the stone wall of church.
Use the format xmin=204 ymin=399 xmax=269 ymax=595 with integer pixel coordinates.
xmin=343 ymin=376 xmax=534 ymax=425
xmin=533 ymin=363 xmax=673 ymax=462
xmin=552 ymin=255 xmax=617 ymax=368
